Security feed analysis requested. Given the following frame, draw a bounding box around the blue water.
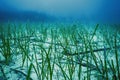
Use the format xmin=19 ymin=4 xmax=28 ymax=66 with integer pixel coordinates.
xmin=0 ymin=0 xmax=120 ymax=23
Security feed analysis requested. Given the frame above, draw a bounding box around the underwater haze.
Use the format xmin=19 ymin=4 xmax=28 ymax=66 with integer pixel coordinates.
xmin=0 ymin=0 xmax=120 ymax=23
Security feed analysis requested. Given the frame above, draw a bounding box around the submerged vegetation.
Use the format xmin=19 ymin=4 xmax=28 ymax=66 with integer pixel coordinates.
xmin=0 ymin=22 xmax=120 ymax=80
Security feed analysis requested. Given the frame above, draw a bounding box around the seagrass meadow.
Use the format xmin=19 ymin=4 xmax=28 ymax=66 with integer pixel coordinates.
xmin=0 ymin=22 xmax=120 ymax=80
